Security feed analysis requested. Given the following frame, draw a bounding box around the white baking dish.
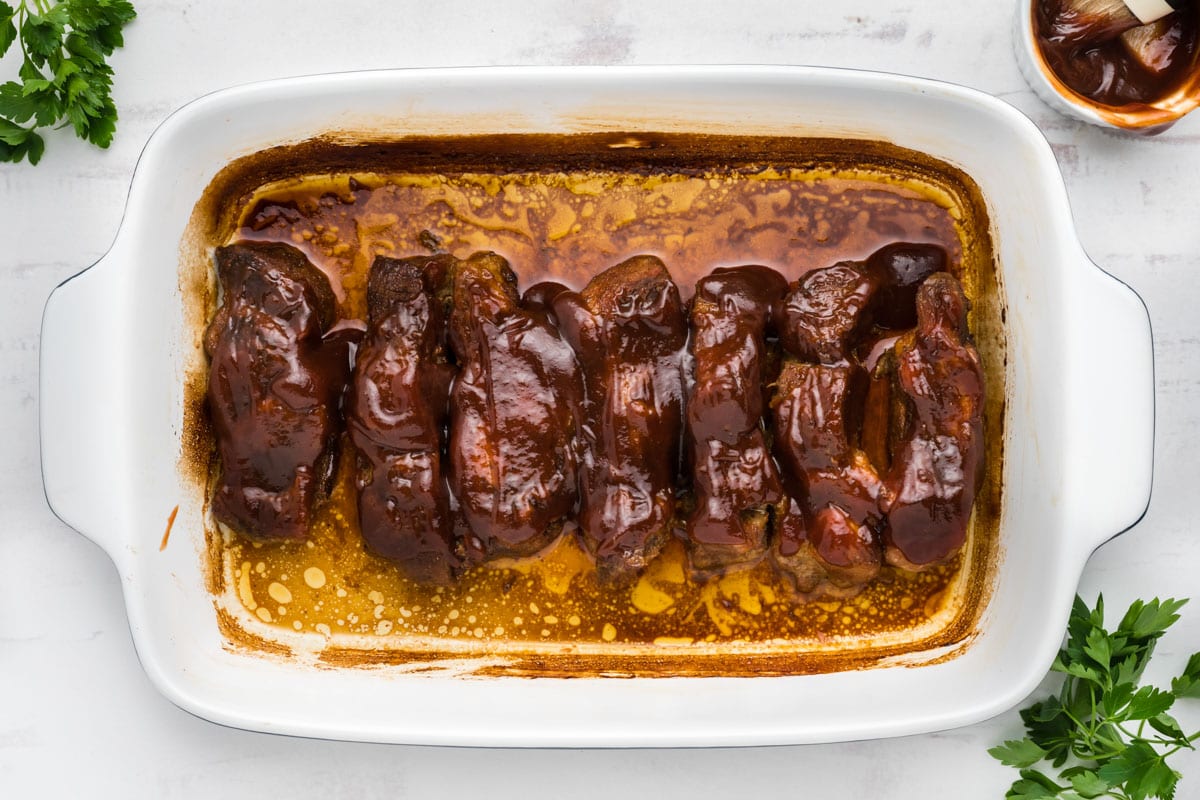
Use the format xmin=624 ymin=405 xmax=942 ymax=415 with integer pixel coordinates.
xmin=39 ymin=66 xmax=1153 ymax=746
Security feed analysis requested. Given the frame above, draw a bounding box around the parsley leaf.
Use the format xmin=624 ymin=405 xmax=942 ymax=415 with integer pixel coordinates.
xmin=1171 ymin=653 xmax=1200 ymax=700
xmin=992 ymin=595 xmax=1200 ymax=799
xmin=991 ymin=738 xmax=1051 ymax=768
xmin=1127 ymin=687 xmax=1176 ymax=721
xmin=0 ymin=0 xmax=136 ymax=165
xmin=1067 ymin=769 xmax=1112 ymax=798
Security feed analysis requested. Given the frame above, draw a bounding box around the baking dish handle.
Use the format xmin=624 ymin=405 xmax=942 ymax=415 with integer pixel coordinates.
xmin=1063 ymin=256 xmax=1154 ymax=554
xmin=40 ymin=253 xmax=129 ymax=567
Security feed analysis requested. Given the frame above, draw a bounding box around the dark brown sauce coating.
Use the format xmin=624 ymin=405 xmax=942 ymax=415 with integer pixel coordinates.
xmin=448 ymin=252 xmax=585 ymax=559
xmin=881 ymin=274 xmax=986 ymax=570
xmin=204 ymin=241 xmax=351 ymax=540
xmin=1037 ymin=0 xmax=1198 ymax=106
xmin=777 ymin=243 xmax=945 ymax=365
xmin=772 ymin=362 xmax=885 ymax=593
xmin=866 ymin=243 xmax=948 ymax=331
xmin=346 ymin=254 xmax=461 ymax=583
xmin=547 ymin=256 xmax=688 ymax=580
xmin=777 ymin=263 xmax=877 ymax=366
xmin=685 ymin=265 xmax=789 ymax=573
xmin=769 ymin=243 xmax=952 ymax=594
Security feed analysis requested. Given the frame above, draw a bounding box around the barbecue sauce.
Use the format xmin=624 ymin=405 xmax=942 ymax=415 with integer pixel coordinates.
xmin=1036 ymin=0 xmax=1199 ymax=109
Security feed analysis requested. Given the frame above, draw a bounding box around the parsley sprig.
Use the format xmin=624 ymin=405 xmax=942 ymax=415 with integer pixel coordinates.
xmin=0 ymin=0 xmax=136 ymax=164
xmin=991 ymin=595 xmax=1200 ymax=800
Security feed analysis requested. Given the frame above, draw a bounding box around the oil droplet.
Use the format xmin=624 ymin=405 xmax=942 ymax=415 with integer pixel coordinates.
xmin=268 ymin=582 xmax=292 ymax=604
xmin=631 ymin=577 xmax=675 ymax=614
xmin=303 ymin=567 xmax=326 ymax=589
xmin=256 ymin=607 xmax=273 ymax=623
xmin=602 ymin=623 xmax=617 ymax=642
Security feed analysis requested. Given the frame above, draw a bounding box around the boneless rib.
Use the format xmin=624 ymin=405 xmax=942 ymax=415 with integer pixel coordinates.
xmin=771 ymin=361 xmax=886 ymax=592
xmin=685 ymin=265 xmax=790 ymax=573
xmin=769 ymin=243 xmax=946 ymax=593
xmin=346 ymin=254 xmax=461 ymax=584
xmin=447 ymin=252 xmax=585 ymax=560
xmin=547 ymin=256 xmax=688 ymax=580
xmin=204 ymin=241 xmax=351 ymax=541
xmin=881 ymin=273 xmax=985 ymax=570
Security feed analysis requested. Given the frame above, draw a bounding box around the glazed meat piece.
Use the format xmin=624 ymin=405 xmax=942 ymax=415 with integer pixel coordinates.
xmin=204 ymin=241 xmax=350 ymax=541
xmin=346 ymin=255 xmax=461 ymax=584
xmin=777 ymin=262 xmax=876 ymax=365
xmin=447 ymin=252 xmax=584 ymax=560
xmin=548 ymin=256 xmax=688 ymax=580
xmin=685 ymin=266 xmax=789 ymax=573
xmin=777 ymin=243 xmax=945 ymax=363
xmin=864 ymin=243 xmax=947 ymax=330
xmin=881 ymin=273 xmax=985 ymax=571
xmin=771 ymin=361 xmax=887 ymax=592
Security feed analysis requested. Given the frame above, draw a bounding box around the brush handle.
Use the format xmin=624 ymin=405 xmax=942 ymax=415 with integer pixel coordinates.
xmin=1125 ymin=0 xmax=1186 ymax=24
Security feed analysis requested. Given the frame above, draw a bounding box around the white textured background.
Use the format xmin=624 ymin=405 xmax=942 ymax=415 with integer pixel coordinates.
xmin=3 ymin=1 xmax=1199 ymax=796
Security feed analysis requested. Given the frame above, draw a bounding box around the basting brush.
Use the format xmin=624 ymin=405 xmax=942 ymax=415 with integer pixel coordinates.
xmin=1045 ymin=0 xmax=1188 ymax=47
xmin=1119 ymin=16 xmax=1184 ymax=73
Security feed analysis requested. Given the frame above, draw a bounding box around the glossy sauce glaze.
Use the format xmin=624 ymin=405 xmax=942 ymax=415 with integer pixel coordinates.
xmin=685 ymin=265 xmax=789 ymax=574
xmin=346 ymin=254 xmax=460 ymax=584
xmin=448 ymin=252 xmax=585 ymax=562
xmin=880 ymin=275 xmax=986 ymax=569
xmin=204 ymin=242 xmax=351 ymax=541
xmin=539 ymin=256 xmax=688 ymax=580
xmin=1036 ymin=0 xmax=1198 ymax=107
xmin=193 ymin=135 xmax=1003 ymax=663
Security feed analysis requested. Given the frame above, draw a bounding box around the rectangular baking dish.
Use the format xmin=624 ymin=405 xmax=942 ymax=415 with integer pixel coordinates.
xmin=39 ymin=66 xmax=1153 ymax=746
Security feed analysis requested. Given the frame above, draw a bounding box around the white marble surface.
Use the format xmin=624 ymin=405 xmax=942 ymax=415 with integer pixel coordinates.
xmin=3 ymin=1 xmax=1199 ymax=796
